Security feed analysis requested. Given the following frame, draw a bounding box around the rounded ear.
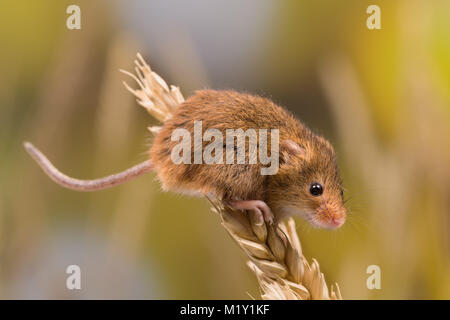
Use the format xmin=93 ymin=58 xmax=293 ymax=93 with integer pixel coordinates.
xmin=280 ymin=139 xmax=306 ymax=164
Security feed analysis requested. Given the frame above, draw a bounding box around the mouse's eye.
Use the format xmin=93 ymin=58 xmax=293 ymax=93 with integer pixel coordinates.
xmin=309 ymin=183 xmax=323 ymax=196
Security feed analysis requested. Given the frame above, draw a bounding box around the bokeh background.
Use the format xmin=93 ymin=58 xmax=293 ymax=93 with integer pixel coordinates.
xmin=1 ymin=0 xmax=449 ymax=299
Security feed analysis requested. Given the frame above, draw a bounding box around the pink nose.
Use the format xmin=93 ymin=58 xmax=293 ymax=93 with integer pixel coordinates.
xmin=331 ymin=217 xmax=345 ymax=228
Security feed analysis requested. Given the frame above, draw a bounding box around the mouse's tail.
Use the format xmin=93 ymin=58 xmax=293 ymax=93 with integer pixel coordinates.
xmin=24 ymin=142 xmax=153 ymax=191
xmin=24 ymin=54 xmax=182 ymax=192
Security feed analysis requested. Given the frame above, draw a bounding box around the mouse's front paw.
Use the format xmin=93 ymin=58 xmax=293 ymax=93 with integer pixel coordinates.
xmin=226 ymin=199 xmax=274 ymax=226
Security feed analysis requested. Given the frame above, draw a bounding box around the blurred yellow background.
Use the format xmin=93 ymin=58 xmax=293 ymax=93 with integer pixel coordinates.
xmin=0 ymin=0 xmax=449 ymax=299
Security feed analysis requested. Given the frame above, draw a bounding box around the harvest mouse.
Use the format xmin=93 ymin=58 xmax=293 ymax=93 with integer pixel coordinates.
xmin=25 ymin=90 xmax=347 ymax=229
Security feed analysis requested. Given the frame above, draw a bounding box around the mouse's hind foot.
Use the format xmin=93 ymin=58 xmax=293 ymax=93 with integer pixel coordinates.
xmin=225 ymin=199 xmax=274 ymax=225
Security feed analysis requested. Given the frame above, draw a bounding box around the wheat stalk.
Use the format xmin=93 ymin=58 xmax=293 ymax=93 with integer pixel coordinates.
xmin=209 ymin=199 xmax=342 ymax=300
xmin=122 ymin=53 xmax=343 ymax=300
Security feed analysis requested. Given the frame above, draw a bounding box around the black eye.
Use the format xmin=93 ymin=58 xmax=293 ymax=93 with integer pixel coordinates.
xmin=309 ymin=183 xmax=323 ymax=196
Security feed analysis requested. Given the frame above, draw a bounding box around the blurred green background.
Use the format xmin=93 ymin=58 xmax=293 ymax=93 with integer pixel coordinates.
xmin=0 ymin=0 xmax=449 ymax=299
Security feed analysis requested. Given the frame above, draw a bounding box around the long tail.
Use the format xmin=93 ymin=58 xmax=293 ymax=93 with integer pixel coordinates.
xmin=23 ymin=54 xmax=179 ymax=192
xmin=24 ymin=142 xmax=153 ymax=191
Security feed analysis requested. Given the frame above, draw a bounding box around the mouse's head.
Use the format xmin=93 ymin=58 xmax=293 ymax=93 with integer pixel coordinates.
xmin=268 ymin=135 xmax=346 ymax=229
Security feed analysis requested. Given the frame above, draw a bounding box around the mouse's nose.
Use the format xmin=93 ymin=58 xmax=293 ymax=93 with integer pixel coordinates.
xmin=330 ymin=216 xmax=345 ymax=228
xmin=315 ymin=203 xmax=346 ymax=229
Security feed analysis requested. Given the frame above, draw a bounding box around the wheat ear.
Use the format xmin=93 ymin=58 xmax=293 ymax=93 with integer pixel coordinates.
xmin=122 ymin=53 xmax=343 ymax=300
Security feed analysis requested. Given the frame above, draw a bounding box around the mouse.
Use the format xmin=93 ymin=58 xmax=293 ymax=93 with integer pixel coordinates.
xmin=24 ymin=89 xmax=347 ymax=229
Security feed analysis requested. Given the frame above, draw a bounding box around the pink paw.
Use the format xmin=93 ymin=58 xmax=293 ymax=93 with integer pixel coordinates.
xmin=227 ymin=200 xmax=274 ymax=225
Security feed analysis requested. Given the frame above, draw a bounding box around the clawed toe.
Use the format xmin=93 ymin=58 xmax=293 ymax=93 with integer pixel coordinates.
xmin=225 ymin=199 xmax=274 ymax=225
xmin=256 ymin=202 xmax=274 ymax=225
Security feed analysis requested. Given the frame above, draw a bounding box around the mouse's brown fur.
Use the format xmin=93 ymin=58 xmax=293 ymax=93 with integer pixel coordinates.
xmin=150 ymin=90 xmax=346 ymax=228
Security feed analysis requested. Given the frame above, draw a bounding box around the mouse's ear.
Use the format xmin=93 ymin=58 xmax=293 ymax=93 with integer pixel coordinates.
xmin=279 ymin=139 xmax=306 ymax=165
